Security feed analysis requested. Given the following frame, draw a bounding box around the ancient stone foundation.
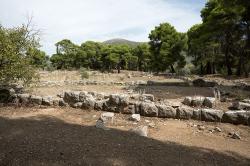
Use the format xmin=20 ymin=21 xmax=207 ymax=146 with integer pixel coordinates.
xmin=1 ymin=87 xmax=250 ymax=126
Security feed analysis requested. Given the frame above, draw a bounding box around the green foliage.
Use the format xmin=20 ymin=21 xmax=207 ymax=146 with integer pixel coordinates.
xmin=0 ymin=23 xmax=40 ymax=86
xmin=44 ymin=61 xmax=56 ymax=72
xmin=81 ymin=41 xmax=102 ymax=69
xmin=51 ymin=39 xmax=80 ymax=69
xmin=27 ymin=47 xmax=48 ymax=68
xmin=80 ymin=67 xmax=89 ymax=79
xmin=50 ymin=40 xmax=148 ymax=73
xmin=125 ymin=53 xmax=138 ymax=71
xmin=176 ymin=63 xmax=195 ymax=76
xmin=133 ymin=43 xmax=151 ymax=71
xmin=149 ymin=23 xmax=187 ymax=73
xmin=50 ymin=21 xmax=189 ymax=74
xmin=188 ymin=0 xmax=250 ymax=77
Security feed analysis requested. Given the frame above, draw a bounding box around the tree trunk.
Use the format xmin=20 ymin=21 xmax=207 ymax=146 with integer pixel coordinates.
xmin=200 ymin=63 xmax=204 ymax=75
xmin=243 ymin=23 xmax=250 ymax=78
xmin=206 ymin=62 xmax=212 ymax=74
xmin=212 ymin=62 xmax=216 ymax=74
xmin=242 ymin=62 xmax=248 ymax=78
xmin=236 ymin=53 xmax=242 ymax=76
xmin=56 ymin=45 xmax=59 ymax=54
xmin=170 ymin=65 xmax=175 ymax=73
xmin=225 ymin=33 xmax=233 ymax=76
xmin=225 ymin=52 xmax=233 ymax=75
xmin=117 ymin=63 xmax=121 ymax=74
xmin=138 ymin=59 xmax=142 ymax=71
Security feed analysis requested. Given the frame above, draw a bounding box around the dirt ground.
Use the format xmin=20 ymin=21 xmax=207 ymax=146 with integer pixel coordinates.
xmin=28 ymin=85 xmax=127 ymax=97
xmin=32 ymin=71 xmax=250 ymax=99
xmin=0 ymin=107 xmax=249 ymax=166
xmin=27 ymin=70 xmax=250 ymax=112
xmin=3 ymin=70 xmax=249 ymax=165
xmin=38 ymin=70 xmax=173 ymax=83
xmin=37 ymin=70 xmax=250 ymax=85
xmin=29 ymin=70 xmax=185 ymax=97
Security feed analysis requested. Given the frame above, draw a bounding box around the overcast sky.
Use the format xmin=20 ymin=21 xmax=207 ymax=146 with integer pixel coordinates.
xmin=1 ymin=0 xmax=206 ymax=55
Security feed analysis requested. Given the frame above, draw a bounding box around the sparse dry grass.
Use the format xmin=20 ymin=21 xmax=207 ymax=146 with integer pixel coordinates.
xmin=38 ymin=70 xmax=175 ymax=82
xmin=28 ymin=85 xmax=126 ymax=97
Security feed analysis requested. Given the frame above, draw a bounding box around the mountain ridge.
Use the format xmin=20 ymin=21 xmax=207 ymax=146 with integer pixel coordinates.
xmin=103 ymin=38 xmax=145 ymax=47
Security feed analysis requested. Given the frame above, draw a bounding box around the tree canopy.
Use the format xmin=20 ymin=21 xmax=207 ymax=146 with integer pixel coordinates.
xmin=50 ymin=40 xmax=145 ymax=72
xmin=187 ymin=0 xmax=250 ymax=76
xmin=149 ymin=23 xmax=187 ymax=73
xmin=0 ymin=22 xmax=41 ymax=85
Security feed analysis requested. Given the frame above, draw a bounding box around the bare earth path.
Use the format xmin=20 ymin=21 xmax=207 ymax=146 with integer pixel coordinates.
xmin=0 ymin=107 xmax=249 ymax=166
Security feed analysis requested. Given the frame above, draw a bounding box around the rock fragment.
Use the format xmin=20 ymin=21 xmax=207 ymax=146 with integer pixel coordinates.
xmin=130 ymin=126 xmax=148 ymax=137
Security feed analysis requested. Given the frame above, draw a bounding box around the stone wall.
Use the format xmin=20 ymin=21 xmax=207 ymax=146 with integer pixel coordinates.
xmin=2 ymin=86 xmax=249 ymax=126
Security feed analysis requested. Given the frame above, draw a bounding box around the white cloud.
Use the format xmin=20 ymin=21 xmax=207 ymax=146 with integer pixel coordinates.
xmin=0 ymin=0 xmax=205 ymax=54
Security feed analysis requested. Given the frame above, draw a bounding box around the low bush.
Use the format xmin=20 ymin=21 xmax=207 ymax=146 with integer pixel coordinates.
xmin=80 ymin=67 xmax=89 ymax=79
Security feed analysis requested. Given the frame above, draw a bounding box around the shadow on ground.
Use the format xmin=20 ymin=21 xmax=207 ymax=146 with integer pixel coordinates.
xmin=0 ymin=115 xmax=249 ymax=166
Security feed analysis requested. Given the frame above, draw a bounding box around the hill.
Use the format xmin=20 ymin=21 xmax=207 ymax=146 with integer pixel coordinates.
xmin=103 ymin=38 xmax=143 ymax=47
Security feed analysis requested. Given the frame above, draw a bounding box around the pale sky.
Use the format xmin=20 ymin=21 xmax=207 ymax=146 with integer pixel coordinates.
xmin=0 ymin=0 xmax=206 ymax=55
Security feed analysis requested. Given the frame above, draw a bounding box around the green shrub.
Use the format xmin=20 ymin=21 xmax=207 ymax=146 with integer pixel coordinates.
xmin=0 ymin=23 xmax=40 ymax=86
xmin=80 ymin=67 xmax=89 ymax=79
xmin=176 ymin=64 xmax=195 ymax=76
xmin=44 ymin=63 xmax=56 ymax=72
